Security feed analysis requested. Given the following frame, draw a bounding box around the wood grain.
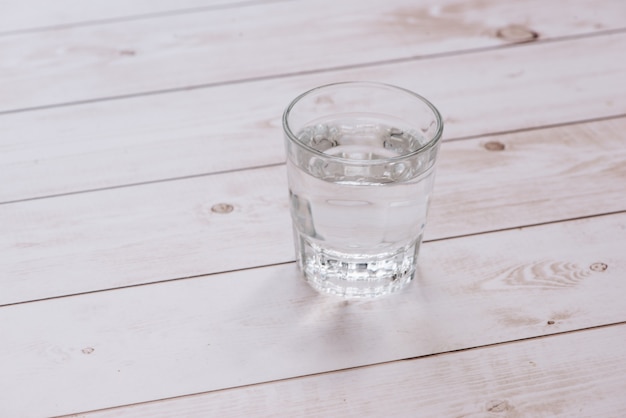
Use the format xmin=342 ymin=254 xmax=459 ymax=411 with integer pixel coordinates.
xmin=0 ymin=166 xmax=293 ymax=305
xmin=1 ymin=212 xmax=624 ymax=416
xmin=1 ymin=0 xmax=625 ymax=112
xmin=0 ymin=0 xmax=277 ymax=34
xmin=2 ymin=117 xmax=625 ymax=305
xmin=64 ymin=324 xmax=626 ymax=417
xmin=482 ymin=260 xmax=592 ymax=290
xmin=2 ymin=33 xmax=625 ymax=203
xmin=429 ymin=116 xmax=626 ymax=239
xmin=4 ymin=1 xmax=624 ymax=417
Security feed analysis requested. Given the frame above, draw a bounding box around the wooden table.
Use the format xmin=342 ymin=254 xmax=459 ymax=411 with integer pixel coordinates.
xmin=2 ymin=0 xmax=625 ymax=416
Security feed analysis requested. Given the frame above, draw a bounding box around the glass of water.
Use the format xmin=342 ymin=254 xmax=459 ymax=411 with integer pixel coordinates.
xmin=283 ymin=82 xmax=443 ymax=298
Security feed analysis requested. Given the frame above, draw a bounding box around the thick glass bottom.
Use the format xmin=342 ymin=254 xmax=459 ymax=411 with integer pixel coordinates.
xmin=295 ymin=232 xmax=421 ymax=298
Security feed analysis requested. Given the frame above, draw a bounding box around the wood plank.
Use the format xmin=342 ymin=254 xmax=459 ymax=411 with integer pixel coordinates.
xmin=2 ymin=33 xmax=625 ymax=203
xmin=0 ymin=0 xmax=276 ymax=34
xmin=1 ymin=0 xmax=625 ymax=112
xmin=64 ymin=324 xmax=626 ymax=417
xmin=1 ymin=117 xmax=625 ymax=305
xmin=2 ymin=212 xmax=625 ymax=417
xmin=429 ymin=117 xmax=626 ymax=239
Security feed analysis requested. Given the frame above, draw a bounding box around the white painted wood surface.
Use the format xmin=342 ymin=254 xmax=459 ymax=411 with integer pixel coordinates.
xmin=2 ymin=213 xmax=625 ymax=417
xmin=66 ymin=324 xmax=626 ymax=417
xmin=2 ymin=33 xmax=626 ymax=203
xmin=1 ymin=0 xmax=625 ymax=112
xmin=0 ymin=0 xmax=275 ymax=34
xmin=2 ymin=0 xmax=626 ymax=416
xmin=2 ymin=118 xmax=625 ymax=305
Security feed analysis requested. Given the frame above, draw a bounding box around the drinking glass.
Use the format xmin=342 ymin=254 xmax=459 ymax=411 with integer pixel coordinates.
xmin=283 ymin=82 xmax=443 ymax=298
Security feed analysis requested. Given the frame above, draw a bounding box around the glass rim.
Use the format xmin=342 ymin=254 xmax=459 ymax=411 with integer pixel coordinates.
xmin=282 ymin=81 xmax=444 ymax=164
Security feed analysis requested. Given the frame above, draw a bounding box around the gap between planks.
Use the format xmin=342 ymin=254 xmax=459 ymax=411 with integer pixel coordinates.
xmin=1 ymin=112 xmax=625 ymax=207
xmin=2 ymin=115 xmax=625 ymax=305
xmin=57 ymin=320 xmax=626 ymax=418
xmin=2 ymin=26 xmax=625 ymax=117
xmin=0 ymin=161 xmax=288 ymax=206
xmin=3 ymin=28 xmax=626 ymax=202
xmin=0 ymin=0 xmax=293 ymax=37
xmin=2 ymin=208 xmax=624 ymax=310
xmin=2 ymin=211 xmax=624 ymax=416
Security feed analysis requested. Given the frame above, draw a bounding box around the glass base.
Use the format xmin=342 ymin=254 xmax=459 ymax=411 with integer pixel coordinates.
xmin=295 ymin=234 xmax=420 ymax=298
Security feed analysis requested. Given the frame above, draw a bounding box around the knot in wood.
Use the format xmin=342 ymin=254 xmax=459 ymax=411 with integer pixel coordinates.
xmin=496 ymin=25 xmax=539 ymax=42
xmin=547 ymin=320 xmax=555 ymax=325
xmin=211 ymin=203 xmax=234 ymax=214
xmin=590 ymin=262 xmax=608 ymax=272
xmin=485 ymin=399 xmax=512 ymax=413
xmin=484 ymin=141 xmax=505 ymax=151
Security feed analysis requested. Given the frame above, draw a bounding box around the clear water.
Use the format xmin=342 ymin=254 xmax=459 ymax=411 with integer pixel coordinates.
xmin=287 ymin=118 xmax=436 ymax=297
